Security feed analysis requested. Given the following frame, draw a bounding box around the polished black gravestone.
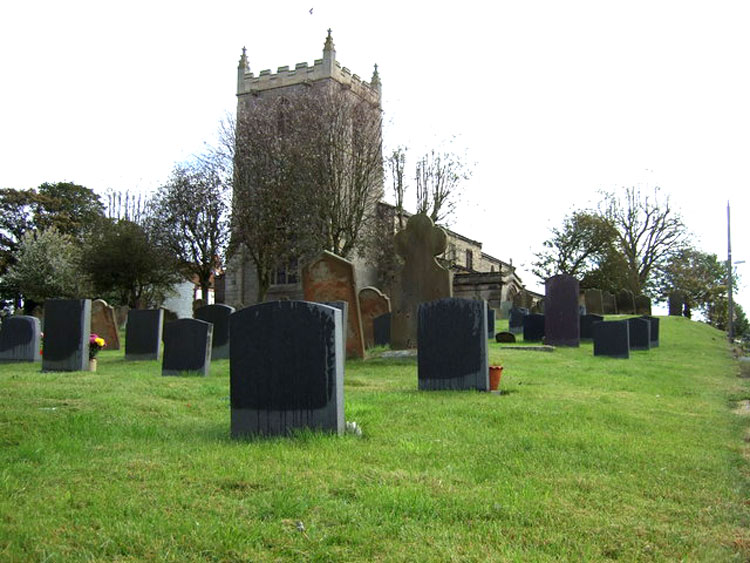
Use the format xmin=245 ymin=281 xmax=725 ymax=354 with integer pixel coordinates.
xmin=373 ymin=312 xmax=391 ymax=347
xmin=230 ymin=301 xmax=344 ymax=438
xmin=580 ymin=314 xmax=604 ymax=340
xmin=522 ymin=314 xmax=545 ymax=342
xmin=496 ymin=331 xmax=516 ymax=343
xmin=627 ymin=317 xmax=652 ymax=351
xmin=42 ymin=299 xmax=91 ymax=371
xmin=417 ymin=298 xmax=489 ymax=391
xmin=593 ymin=320 xmax=630 ymax=359
xmin=508 ymin=307 xmax=528 ymax=335
xmin=193 ymin=304 xmax=235 ymax=360
xmin=0 ymin=316 xmax=42 ymax=363
xmin=544 ymin=274 xmax=580 ymax=347
xmin=162 ymin=318 xmax=213 ymax=376
xmin=125 ymin=309 xmax=164 ymax=361
xmin=640 ymin=315 xmax=660 ymax=347
xmin=323 ymin=301 xmax=348 ymax=360
xmin=487 ymin=308 xmax=496 ymax=339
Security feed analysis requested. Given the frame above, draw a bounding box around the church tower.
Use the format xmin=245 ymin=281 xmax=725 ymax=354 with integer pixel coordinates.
xmin=225 ymin=31 xmax=383 ymax=308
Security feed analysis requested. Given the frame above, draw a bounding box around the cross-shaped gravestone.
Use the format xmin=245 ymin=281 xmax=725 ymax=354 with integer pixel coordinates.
xmin=391 ymin=214 xmax=452 ymax=350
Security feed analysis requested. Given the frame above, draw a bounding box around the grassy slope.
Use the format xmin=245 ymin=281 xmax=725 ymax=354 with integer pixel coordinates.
xmin=0 ymin=316 xmax=748 ymax=561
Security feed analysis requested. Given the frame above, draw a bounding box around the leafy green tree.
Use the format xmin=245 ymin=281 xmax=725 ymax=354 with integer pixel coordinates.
xmin=33 ymin=182 xmax=105 ymax=241
xmin=657 ymin=247 xmax=727 ymax=319
xmin=706 ymin=300 xmax=748 ymax=338
xmin=532 ymin=211 xmax=618 ymax=283
xmin=5 ymin=229 xmax=85 ymax=304
xmin=148 ymin=158 xmax=229 ymax=301
xmin=0 ymin=188 xmax=39 ymax=275
xmin=82 ymin=219 xmax=182 ymax=308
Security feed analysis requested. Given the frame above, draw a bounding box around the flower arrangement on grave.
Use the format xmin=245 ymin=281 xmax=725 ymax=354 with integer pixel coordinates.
xmin=89 ymin=333 xmax=106 ymax=360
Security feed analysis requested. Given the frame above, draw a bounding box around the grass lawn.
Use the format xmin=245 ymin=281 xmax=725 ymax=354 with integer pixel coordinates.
xmin=1 ymin=315 xmax=749 ymax=561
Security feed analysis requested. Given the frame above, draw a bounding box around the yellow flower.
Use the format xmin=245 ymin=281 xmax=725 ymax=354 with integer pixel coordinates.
xmin=95 ymin=337 xmax=105 ymax=347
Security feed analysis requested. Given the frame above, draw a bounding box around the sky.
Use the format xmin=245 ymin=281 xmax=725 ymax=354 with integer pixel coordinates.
xmin=1 ymin=1 xmax=749 ymax=310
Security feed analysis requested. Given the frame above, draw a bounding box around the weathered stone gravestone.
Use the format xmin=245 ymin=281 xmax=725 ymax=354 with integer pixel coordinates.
xmin=635 ymin=295 xmax=652 ymax=316
xmin=602 ymin=292 xmax=617 ymax=315
xmin=91 ymin=299 xmax=120 ymax=351
xmin=125 ymin=309 xmax=164 ymax=361
xmin=373 ymin=312 xmax=391 ymax=347
xmin=544 ymin=274 xmax=580 ymax=347
xmin=358 ymin=287 xmax=391 ymax=349
xmin=0 ymin=316 xmax=42 ymax=363
xmin=194 ymin=304 xmax=235 ymax=360
xmin=616 ymin=289 xmax=636 ymax=315
xmin=417 ymin=298 xmax=489 ymax=391
xmin=580 ymin=314 xmax=604 ymax=340
xmin=391 ymin=214 xmax=452 ymax=350
xmin=229 ymin=301 xmax=344 ymax=438
xmin=640 ymin=315 xmax=660 ymax=347
xmin=508 ymin=307 xmax=528 ymax=335
xmin=584 ymin=289 xmax=604 ymax=315
xmin=499 ymin=301 xmax=512 ymax=319
xmin=487 ymin=308 xmax=496 ymax=339
xmin=522 ymin=314 xmax=545 ymax=342
xmin=593 ymin=320 xmax=630 ymax=358
xmin=302 ymin=251 xmax=365 ymax=359
xmin=512 ymin=290 xmax=533 ymax=309
xmin=162 ymin=318 xmax=213 ymax=376
xmin=42 ymin=299 xmax=91 ymax=372
xmin=627 ymin=317 xmax=651 ymax=351
xmin=115 ymin=305 xmax=130 ymax=328
xmin=496 ymin=331 xmax=516 ymax=343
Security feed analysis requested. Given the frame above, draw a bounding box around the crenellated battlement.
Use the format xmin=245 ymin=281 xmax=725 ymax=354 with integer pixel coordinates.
xmin=237 ymin=30 xmax=381 ymax=104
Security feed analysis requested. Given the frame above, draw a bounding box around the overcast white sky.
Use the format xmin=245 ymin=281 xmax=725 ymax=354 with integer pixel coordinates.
xmin=1 ymin=1 xmax=748 ymax=309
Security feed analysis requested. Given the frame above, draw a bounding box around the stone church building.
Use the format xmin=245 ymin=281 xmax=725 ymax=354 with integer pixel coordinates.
xmin=224 ymin=31 xmax=534 ymax=315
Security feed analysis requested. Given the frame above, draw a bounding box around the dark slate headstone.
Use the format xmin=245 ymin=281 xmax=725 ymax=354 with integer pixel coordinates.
xmin=323 ymin=301 xmax=348 ymax=360
xmin=417 ymin=298 xmax=489 ymax=391
xmin=522 ymin=314 xmax=545 ymax=342
xmin=584 ymin=289 xmax=604 ymax=315
xmin=0 ymin=316 xmax=42 ymax=363
xmin=373 ymin=312 xmax=391 ymax=347
xmin=544 ymin=274 xmax=580 ymax=347
xmin=580 ymin=314 xmax=604 ymax=340
xmin=668 ymin=291 xmax=685 ymax=316
xmin=230 ymin=301 xmax=344 ymax=438
xmin=640 ymin=315 xmax=660 ymax=347
xmin=508 ymin=307 xmax=528 ymax=335
xmin=194 ymin=304 xmax=235 ymax=360
xmin=42 ymin=299 xmax=91 ymax=372
xmin=162 ymin=318 xmax=213 ymax=376
xmin=634 ymin=295 xmax=652 ymax=316
xmin=593 ymin=320 xmax=630 ymax=359
xmin=602 ymin=291 xmax=617 ymax=314
xmin=627 ymin=317 xmax=651 ymax=351
xmin=487 ymin=308 xmax=496 ymax=339
xmin=125 ymin=309 xmax=164 ymax=361
xmin=495 ymin=331 xmax=516 ymax=343
xmin=616 ymin=289 xmax=636 ymax=315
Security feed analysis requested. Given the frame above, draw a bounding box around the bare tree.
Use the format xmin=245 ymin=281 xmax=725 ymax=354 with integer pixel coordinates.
xmin=227 ymin=81 xmax=383 ymax=302
xmin=148 ymin=157 xmax=230 ymax=301
xmin=601 ymin=186 xmax=688 ymax=294
xmin=386 ymin=146 xmax=407 ymax=230
xmin=415 ymin=148 xmax=471 ymax=224
xmin=306 ymin=84 xmax=383 ymax=257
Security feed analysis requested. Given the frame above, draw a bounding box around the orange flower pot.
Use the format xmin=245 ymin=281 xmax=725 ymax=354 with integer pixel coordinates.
xmin=489 ymin=366 xmax=503 ymax=391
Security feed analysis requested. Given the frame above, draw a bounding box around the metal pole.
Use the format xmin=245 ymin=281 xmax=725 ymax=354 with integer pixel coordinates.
xmin=728 ymin=201 xmax=735 ymax=341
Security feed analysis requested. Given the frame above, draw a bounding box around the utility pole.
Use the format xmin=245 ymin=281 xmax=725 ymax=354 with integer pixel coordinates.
xmin=728 ymin=201 xmax=735 ymax=341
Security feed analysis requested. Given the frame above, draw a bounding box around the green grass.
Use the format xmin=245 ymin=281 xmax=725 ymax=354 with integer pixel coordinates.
xmin=1 ymin=316 xmax=749 ymax=561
